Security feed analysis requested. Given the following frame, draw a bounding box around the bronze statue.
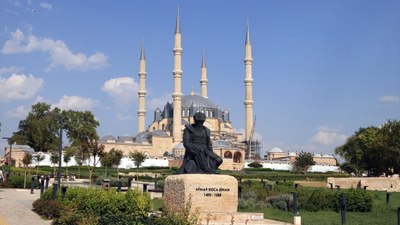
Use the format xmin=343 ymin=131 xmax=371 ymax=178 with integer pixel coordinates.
xmin=176 ymin=112 xmax=223 ymax=174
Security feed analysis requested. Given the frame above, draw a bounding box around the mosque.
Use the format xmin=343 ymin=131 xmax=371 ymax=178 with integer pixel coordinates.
xmin=100 ymin=10 xmax=254 ymax=170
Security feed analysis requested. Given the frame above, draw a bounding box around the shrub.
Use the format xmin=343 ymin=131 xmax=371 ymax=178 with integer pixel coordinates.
xmin=95 ymin=176 xmax=129 ymax=187
xmin=333 ymin=188 xmax=372 ymax=212
xmin=298 ymin=188 xmax=335 ymax=212
xmin=42 ymin=187 xmax=153 ymax=225
xmin=32 ymin=199 xmax=61 ymax=219
xmin=266 ymin=194 xmax=292 ymax=211
xmin=248 ymin=162 xmax=263 ymax=168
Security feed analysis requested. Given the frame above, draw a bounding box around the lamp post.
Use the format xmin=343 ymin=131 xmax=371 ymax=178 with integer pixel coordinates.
xmin=2 ymin=137 xmax=12 ymax=175
xmin=57 ymin=115 xmax=63 ymax=190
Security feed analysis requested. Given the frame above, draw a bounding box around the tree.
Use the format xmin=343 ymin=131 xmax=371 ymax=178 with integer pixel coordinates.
xmin=129 ymin=151 xmax=147 ymax=186
xmin=335 ymin=120 xmax=400 ymax=176
xmin=22 ymin=152 xmax=32 ymax=189
xmin=375 ymin=119 xmax=400 ymax=175
xmin=82 ymin=139 xmax=105 ymax=186
xmin=63 ymin=146 xmax=76 ymax=177
xmin=294 ymin=151 xmax=315 ymax=174
xmin=10 ymin=103 xmax=61 ymax=152
xmin=33 ymin=153 xmax=45 ymax=176
xmin=49 ymin=150 xmax=59 ymax=176
xmin=73 ymin=146 xmax=86 ymax=179
xmin=62 ymin=110 xmax=99 ymax=147
xmin=339 ymin=162 xmax=356 ymax=175
xmin=101 ymin=148 xmax=123 ymax=177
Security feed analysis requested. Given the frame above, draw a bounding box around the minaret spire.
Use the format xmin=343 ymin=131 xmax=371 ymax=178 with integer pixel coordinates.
xmin=244 ymin=20 xmax=254 ymax=142
xmin=245 ymin=19 xmax=251 ymax=44
xmin=172 ymin=6 xmax=183 ymax=143
xmin=137 ymin=40 xmax=147 ymax=133
xmin=200 ymin=49 xmax=208 ymax=98
xmin=175 ymin=5 xmax=181 ymax=34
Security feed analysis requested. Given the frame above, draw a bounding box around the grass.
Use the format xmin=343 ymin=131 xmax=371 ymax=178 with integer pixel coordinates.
xmin=239 ymin=191 xmax=400 ymax=225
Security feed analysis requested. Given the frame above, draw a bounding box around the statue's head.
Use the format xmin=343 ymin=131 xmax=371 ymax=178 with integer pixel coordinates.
xmin=193 ymin=112 xmax=206 ymax=125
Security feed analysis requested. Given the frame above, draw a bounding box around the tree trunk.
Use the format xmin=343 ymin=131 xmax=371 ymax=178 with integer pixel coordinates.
xmin=24 ymin=168 xmax=27 ymax=189
xmin=136 ymin=166 xmax=139 ymax=187
xmin=89 ymin=167 xmax=93 ymax=186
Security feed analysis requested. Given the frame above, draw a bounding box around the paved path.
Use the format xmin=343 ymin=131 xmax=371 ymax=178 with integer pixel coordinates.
xmin=0 ymin=189 xmax=52 ymax=225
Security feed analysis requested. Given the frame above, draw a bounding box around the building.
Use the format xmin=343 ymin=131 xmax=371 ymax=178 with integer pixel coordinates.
xmin=264 ymin=147 xmax=337 ymax=166
xmin=100 ymin=9 xmax=255 ymax=170
xmin=4 ymin=144 xmax=34 ymax=168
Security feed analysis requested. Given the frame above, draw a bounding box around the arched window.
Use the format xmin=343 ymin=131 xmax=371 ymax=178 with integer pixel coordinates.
xmin=233 ymin=152 xmax=242 ymax=163
xmin=224 ymin=151 xmax=232 ymax=158
xmin=162 ymin=124 xmax=165 ymax=130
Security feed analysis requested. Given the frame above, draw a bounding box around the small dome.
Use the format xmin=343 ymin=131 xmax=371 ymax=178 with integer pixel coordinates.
xmin=289 ymin=152 xmax=297 ymax=157
xmin=314 ymin=153 xmax=322 ymax=157
xmin=323 ymin=154 xmax=334 ymax=158
xmin=213 ymin=140 xmax=231 ymax=148
xmin=173 ymin=143 xmax=185 ymax=150
xmin=269 ymin=147 xmax=284 ymax=153
xmin=101 ymin=135 xmax=116 ymax=141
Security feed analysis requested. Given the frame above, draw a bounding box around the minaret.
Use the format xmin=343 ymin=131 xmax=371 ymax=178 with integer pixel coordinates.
xmin=200 ymin=49 xmax=208 ymax=98
xmin=137 ymin=41 xmax=147 ymax=133
xmin=172 ymin=6 xmax=183 ymax=143
xmin=244 ymin=21 xmax=254 ymax=141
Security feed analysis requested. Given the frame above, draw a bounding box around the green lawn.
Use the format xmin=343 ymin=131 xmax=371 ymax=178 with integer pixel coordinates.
xmin=240 ymin=191 xmax=400 ymax=225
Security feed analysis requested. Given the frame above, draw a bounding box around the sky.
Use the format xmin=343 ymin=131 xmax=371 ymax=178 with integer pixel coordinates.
xmin=0 ymin=0 xmax=399 ymax=157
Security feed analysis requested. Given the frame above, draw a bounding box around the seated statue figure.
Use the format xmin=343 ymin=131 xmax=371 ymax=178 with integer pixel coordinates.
xmin=176 ymin=112 xmax=223 ymax=174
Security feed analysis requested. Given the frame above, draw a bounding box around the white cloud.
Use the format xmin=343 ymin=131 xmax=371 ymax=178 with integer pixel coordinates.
xmin=0 ymin=66 xmax=24 ymax=75
xmin=102 ymin=77 xmax=139 ymax=108
xmin=309 ymin=126 xmax=347 ymax=146
xmin=53 ymin=95 xmax=98 ymax=111
xmin=39 ymin=2 xmax=52 ymax=10
xmin=1 ymin=29 xmax=108 ymax=71
xmin=5 ymin=105 xmax=30 ymax=118
xmin=378 ymin=95 xmax=400 ymax=103
xmin=233 ymin=128 xmax=263 ymax=142
xmin=148 ymin=92 xmax=172 ymax=111
xmin=0 ymin=73 xmax=43 ymax=102
xmin=116 ymin=113 xmax=135 ymax=121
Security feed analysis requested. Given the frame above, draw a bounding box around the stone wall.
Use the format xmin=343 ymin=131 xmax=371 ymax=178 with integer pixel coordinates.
xmin=327 ymin=177 xmax=400 ymax=192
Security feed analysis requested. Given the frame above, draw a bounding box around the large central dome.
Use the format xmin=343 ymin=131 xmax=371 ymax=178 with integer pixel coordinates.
xmin=181 ymin=94 xmax=217 ymax=109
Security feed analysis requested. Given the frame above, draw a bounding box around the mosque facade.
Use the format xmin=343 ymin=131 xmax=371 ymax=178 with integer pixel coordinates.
xmin=100 ymin=9 xmax=254 ymax=170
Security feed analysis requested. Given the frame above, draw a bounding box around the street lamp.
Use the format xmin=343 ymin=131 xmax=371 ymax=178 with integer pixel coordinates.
xmin=57 ymin=115 xmax=63 ymax=189
xmin=2 ymin=137 xmax=12 ymax=175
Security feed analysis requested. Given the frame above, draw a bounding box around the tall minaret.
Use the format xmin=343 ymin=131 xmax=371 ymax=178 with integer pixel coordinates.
xmin=244 ymin=21 xmax=254 ymax=141
xmin=200 ymin=49 xmax=208 ymax=99
xmin=137 ymin=41 xmax=147 ymax=133
xmin=172 ymin=6 xmax=183 ymax=143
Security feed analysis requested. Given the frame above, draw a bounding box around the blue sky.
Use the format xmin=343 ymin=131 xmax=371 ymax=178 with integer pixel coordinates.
xmin=0 ymin=0 xmax=399 ymax=157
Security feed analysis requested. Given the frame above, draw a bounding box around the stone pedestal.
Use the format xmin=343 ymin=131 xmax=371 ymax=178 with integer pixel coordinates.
xmin=164 ymin=174 xmax=238 ymax=213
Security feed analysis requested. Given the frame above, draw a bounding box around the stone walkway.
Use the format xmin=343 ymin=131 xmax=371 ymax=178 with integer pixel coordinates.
xmin=0 ymin=189 xmax=52 ymax=225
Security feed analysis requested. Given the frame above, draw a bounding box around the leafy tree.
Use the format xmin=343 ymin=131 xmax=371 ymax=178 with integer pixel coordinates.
xmin=129 ymin=151 xmax=147 ymax=185
xmin=22 ymin=152 xmax=32 ymax=188
xmin=375 ymin=119 xmax=400 ymax=175
xmin=62 ymin=110 xmax=99 ymax=146
xmin=73 ymin=146 xmax=86 ymax=179
xmin=294 ymin=151 xmax=315 ymax=174
xmin=49 ymin=150 xmax=59 ymax=176
xmin=339 ymin=162 xmax=356 ymax=175
xmin=101 ymin=148 xmax=123 ymax=177
xmin=63 ymin=146 xmax=76 ymax=177
xmin=11 ymin=103 xmax=61 ymax=152
xmin=33 ymin=153 xmax=46 ymax=176
xmin=82 ymin=139 xmax=105 ymax=186
xmin=335 ymin=120 xmax=400 ymax=176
